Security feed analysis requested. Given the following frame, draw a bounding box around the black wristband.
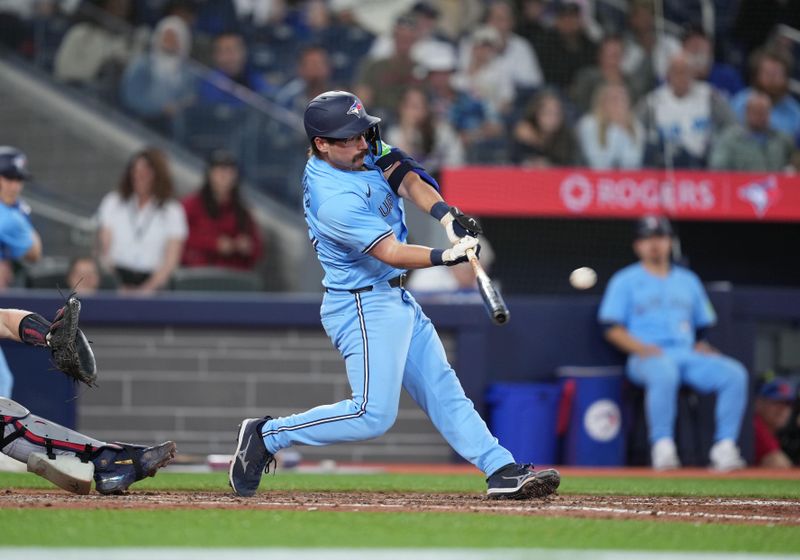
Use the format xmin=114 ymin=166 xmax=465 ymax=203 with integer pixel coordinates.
xmin=19 ymin=313 xmax=50 ymax=347
xmin=429 ymin=201 xmax=450 ymax=221
xmin=430 ymin=249 xmax=444 ymax=266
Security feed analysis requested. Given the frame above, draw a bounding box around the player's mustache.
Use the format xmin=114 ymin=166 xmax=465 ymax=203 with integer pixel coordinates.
xmin=352 ymin=150 xmax=368 ymax=162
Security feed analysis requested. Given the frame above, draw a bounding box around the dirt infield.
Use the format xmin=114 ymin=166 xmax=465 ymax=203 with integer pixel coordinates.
xmin=2 ymin=489 xmax=799 ymax=526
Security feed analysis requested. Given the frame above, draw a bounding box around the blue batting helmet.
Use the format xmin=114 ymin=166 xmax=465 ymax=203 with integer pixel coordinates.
xmin=304 ymin=91 xmax=381 ymax=144
xmin=0 ymin=146 xmax=30 ymax=180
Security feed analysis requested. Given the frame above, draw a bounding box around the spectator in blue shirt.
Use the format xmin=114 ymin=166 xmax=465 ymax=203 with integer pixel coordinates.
xmin=275 ymin=45 xmax=333 ymax=116
xmin=730 ymin=48 xmax=800 ymax=145
xmin=197 ymin=31 xmax=276 ymax=106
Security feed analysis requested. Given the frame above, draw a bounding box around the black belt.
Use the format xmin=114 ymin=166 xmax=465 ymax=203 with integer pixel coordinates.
xmin=326 ymin=274 xmax=407 ymax=294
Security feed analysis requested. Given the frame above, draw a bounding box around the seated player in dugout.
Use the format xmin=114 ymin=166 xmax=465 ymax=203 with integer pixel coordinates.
xmin=598 ymin=216 xmax=748 ymax=471
xmin=229 ymin=91 xmax=560 ymax=499
xmin=0 ymin=300 xmax=176 ymax=494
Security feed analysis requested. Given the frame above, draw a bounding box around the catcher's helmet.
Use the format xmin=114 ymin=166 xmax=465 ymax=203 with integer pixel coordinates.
xmin=304 ymin=91 xmax=381 ymax=151
xmin=0 ymin=146 xmax=30 ymax=180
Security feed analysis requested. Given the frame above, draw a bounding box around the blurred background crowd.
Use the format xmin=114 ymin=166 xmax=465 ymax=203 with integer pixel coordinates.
xmin=1 ymin=0 xmax=799 ymax=203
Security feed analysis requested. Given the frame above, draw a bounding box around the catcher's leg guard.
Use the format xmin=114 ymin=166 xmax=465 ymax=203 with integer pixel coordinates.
xmin=1 ymin=396 xmax=114 ymax=493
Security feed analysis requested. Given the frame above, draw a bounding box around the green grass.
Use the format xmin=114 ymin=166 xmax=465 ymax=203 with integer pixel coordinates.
xmin=0 ymin=510 xmax=797 ymax=551
xmin=0 ymin=471 xmax=798 ymax=551
xmin=1 ymin=471 xmax=799 ymax=498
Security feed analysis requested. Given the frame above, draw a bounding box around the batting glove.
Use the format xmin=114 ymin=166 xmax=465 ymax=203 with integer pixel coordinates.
xmin=430 ymin=202 xmax=482 ymax=244
xmin=431 ymin=235 xmax=480 ymax=266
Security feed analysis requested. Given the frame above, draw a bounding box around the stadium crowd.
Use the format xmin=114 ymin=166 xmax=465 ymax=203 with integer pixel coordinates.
xmin=1 ymin=0 xmax=799 ymax=193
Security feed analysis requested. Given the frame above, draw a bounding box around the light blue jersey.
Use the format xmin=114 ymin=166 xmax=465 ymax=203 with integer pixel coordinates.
xmin=258 ymin=145 xmax=516 ymax=476
xmin=598 ymin=263 xmax=716 ymax=348
xmin=0 ymin=203 xmax=35 ymax=260
xmin=598 ymin=262 xmax=746 ymax=447
xmin=303 ymin=153 xmax=408 ymax=290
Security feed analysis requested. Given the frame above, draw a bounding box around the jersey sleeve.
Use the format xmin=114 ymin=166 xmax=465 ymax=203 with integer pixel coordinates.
xmin=598 ymin=272 xmax=629 ymax=326
xmin=317 ymin=193 xmax=392 ymax=253
xmin=0 ymin=209 xmax=34 ymax=260
xmin=690 ymin=272 xmax=717 ymax=328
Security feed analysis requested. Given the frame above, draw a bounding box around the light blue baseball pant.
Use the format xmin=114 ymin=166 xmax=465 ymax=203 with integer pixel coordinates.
xmin=627 ymin=347 xmax=748 ymax=444
xmin=261 ymin=284 xmax=514 ymax=476
xmin=0 ymin=349 xmax=13 ymax=398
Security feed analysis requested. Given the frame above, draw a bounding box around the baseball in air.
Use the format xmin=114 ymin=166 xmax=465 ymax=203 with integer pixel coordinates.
xmin=569 ymin=267 xmax=597 ymax=290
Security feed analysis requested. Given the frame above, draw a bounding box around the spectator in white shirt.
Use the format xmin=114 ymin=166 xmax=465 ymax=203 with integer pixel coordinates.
xmin=578 ymin=83 xmax=645 ymax=169
xmin=452 ymin=25 xmax=515 ymax=117
xmin=459 ymin=0 xmax=543 ymax=90
xmin=636 ymin=52 xmax=735 ymax=168
xmin=97 ymin=147 xmax=187 ymax=295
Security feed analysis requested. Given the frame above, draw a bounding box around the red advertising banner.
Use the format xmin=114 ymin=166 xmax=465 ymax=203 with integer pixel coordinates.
xmin=441 ymin=167 xmax=800 ymax=222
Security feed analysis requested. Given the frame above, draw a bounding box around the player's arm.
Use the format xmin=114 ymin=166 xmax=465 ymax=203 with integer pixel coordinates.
xmin=0 ymin=308 xmax=32 ymax=341
xmin=369 ymin=232 xmax=478 ymax=269
xmin=604 ymin=324 xmax=662 ymax=358
xmin=23 ymin=230 xmax=42 ymax=262
xmin=379 ymin=152 xmax=481 ymax=244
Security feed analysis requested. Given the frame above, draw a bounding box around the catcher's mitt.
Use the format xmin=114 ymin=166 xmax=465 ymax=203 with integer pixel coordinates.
xmin=47 ymin=296 xmax=97 ymax=387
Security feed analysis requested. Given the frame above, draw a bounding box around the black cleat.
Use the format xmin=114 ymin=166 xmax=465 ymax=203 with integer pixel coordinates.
xmin=229 ymin=416 xmax=275 ymax=497
xmin=93 ymin=441 xmax=176 ymax=495
xmin=486 ymin=463 xmax=560 ymax=499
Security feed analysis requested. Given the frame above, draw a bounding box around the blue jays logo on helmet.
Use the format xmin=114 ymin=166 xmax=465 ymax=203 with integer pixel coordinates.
xmin=304 ymin=91 xmax=381 ymax=142
xmin=346 ymin=99 xmax=364 ymax=117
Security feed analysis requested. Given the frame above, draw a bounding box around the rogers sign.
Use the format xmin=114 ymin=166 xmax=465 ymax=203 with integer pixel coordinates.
xmin=560 ymin=173 xmax=716 ymax=214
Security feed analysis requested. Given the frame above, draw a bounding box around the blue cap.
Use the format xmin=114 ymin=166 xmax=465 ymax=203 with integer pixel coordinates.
xmin=758 ymin=378 xmax=796 ymax=402
xmin=0 ymin=146 xmax=30 ymax=180
xmin=635 ymin=215 xmax=673 ymax=239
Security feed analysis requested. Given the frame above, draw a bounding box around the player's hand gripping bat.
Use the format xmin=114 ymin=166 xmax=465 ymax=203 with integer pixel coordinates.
xmin=466 ymin=248 xmax=509 ymax=325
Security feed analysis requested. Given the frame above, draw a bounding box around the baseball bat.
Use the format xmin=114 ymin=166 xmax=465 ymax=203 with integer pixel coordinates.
xmin=466 ymin=248 xmax=510 ymax=325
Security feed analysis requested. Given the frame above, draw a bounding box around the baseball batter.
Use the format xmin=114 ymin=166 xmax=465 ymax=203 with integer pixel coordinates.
xmin=230 ymin=91 xmax=560 ymax=499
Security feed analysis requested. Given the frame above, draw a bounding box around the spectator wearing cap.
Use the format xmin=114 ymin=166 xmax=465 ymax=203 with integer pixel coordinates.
xmin=599 ymin=216 xmax=748 ymax=471
xmin=709 ymin=92 xmax=795 ymax=171
xmin=636 ymin=52 xmax=736 ymax=168
xmin=530 ymin=1 xmax=596 ymax=91
xmin=681 ymin=26 xmax=744 ymax=99
xmin=459 ymin=0 xmax=543 ymax=91
xmin=181 ymin=151 xmax=262 ymax=271
xmin=97 ymin=147 xmax=187 ymax=294
xmin=120 ymin=15 xmax=195 ymax=134
xmin=730 ymin=48 xmax=800 ymax=144
xmin=355 ymin=14 xmax=421 ymax=116
xmin=451 ymin=26 xmax=515 ymax=117
xmin=570 ymin=34 xmax=645 ymax=114
xmin=422 ymin=42 xmax=503 ymax=161
xmin=754 ymin=377 xmax=796 ymax=468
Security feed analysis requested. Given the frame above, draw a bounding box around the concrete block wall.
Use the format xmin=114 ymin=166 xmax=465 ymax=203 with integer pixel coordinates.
xmin=79 ymin=326 xmax=457 ymax=463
